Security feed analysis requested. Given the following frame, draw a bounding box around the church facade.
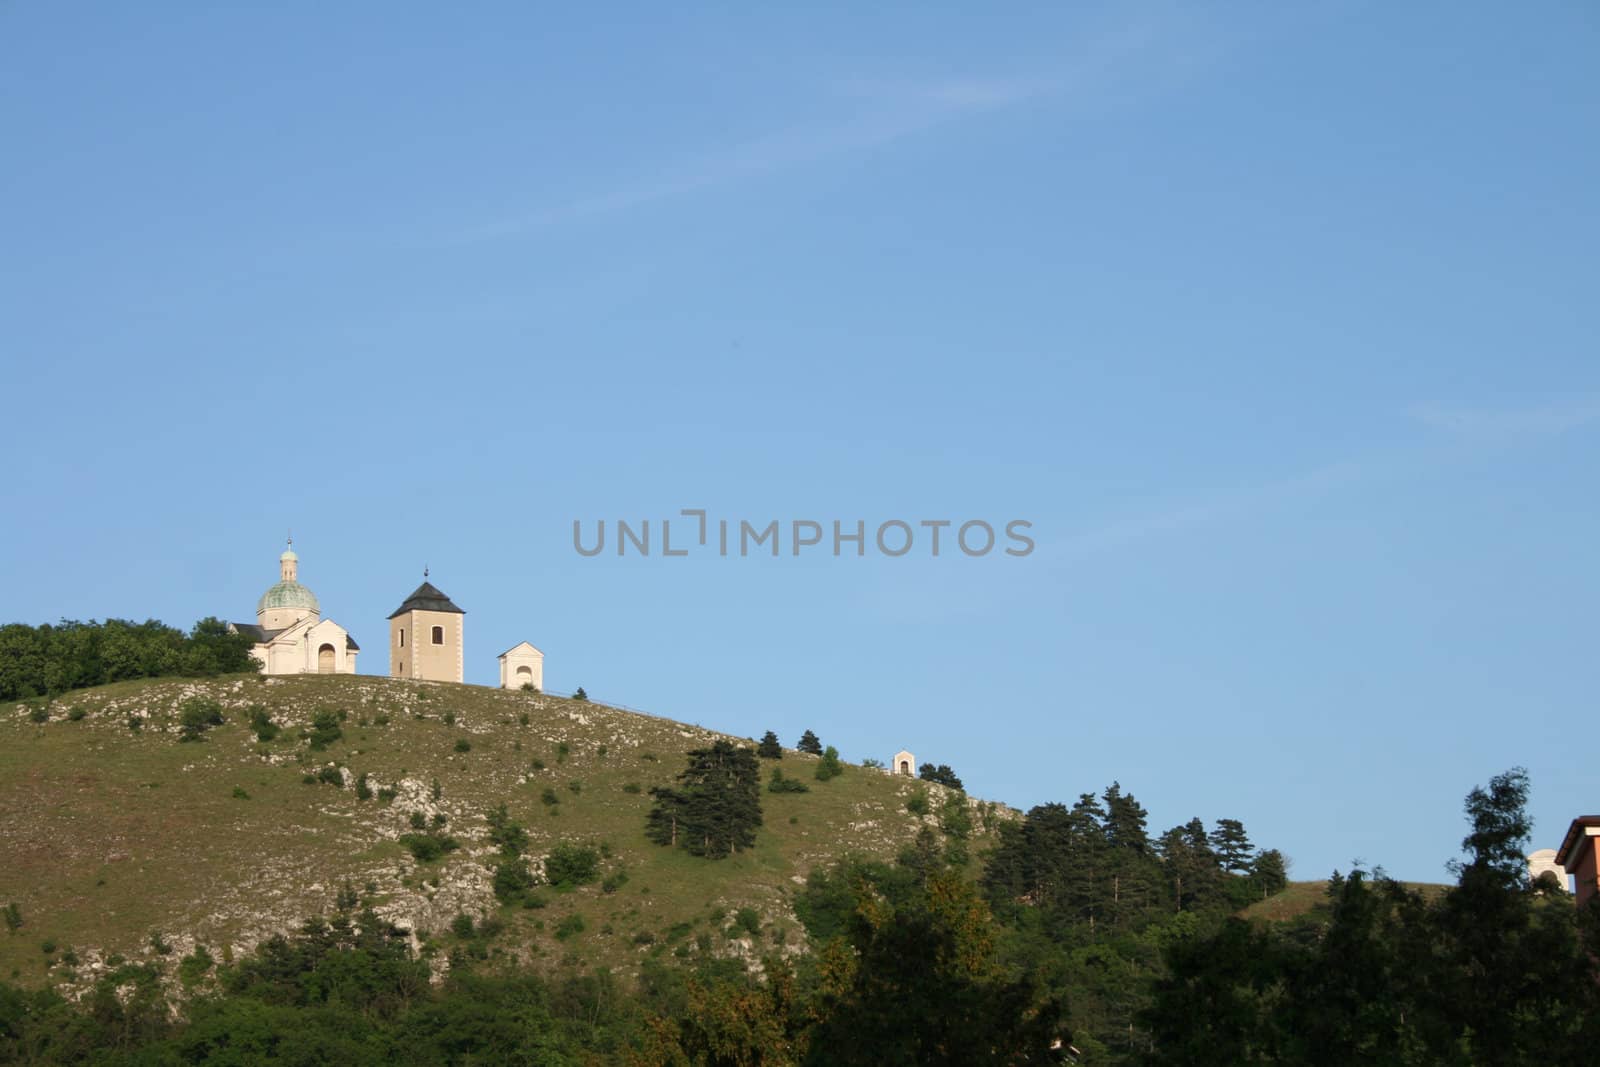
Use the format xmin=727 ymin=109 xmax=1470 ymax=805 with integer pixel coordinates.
xmin=229 ymin=542 xmax=359 ymax=675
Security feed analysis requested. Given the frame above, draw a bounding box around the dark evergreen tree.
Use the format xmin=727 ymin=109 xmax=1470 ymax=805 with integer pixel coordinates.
xmin=644 ymin=786 xmax=687 ymax=848
xmin=645 ymin=741 xmax=763 ymax=858
xmin=796 ymin=730 xmax=823 ymax=755
xmin=1250 ymin=849 xmax=1288 ymax=899
xmin=1102 ymin=781 xmax=1150 ymax=854
xmin=756 ymin=731 xmax=783 ymax=759
xmin=1209 ymin=818 xmax=1254 ymax=874
xmin=917 ymin=763 xmax=964 ymax=790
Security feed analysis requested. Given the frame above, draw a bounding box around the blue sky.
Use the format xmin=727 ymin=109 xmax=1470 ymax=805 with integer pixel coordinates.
xmin=3 ymin=2 xmax=1596 ymax=883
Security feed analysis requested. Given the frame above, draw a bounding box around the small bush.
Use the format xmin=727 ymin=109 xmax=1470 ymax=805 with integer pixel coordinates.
xmin=3 ymin=903 xmax=22 ymax=932
xmin=519 ymin=713 xmax=531 ymax=726
xmin=905 ymin=788 xmax=930 ymax=816
xmin=178 ymin=697 xmax=224 ymax=742
xmin=530 ymin=758 xmax=546 ymax=771
xmin=814 ymin=745 xmax=844 ymax=782
xmin=41 ymin=939 xmax=56 ymax=955
xmin=248 ymin=706 xmax=278 ymax=742
xmin=67 ymin=707 xmax=86 ymax=722
xmin=454 ymin=738 xmax=472 ymax=753
xmin=28 ymin=706 xmax=48 ymax=724
xmin=300 ymin=774 xmax=317 ymax=785
xmin=409 ymin=811 xmax=427 ymax=830
xmin=733 ymin=907 xmax=761 ymax=938
xmin=432 ymin=778 xmax=442 ymax=801
xmin=355 ymin=774 xmax=373 ymax=801
xmin=555 ymin=914 xmax=585 ymax=940
xmin=540 ymin=787 xmax=560 ymax=807
xmin=178 ymin=945 xmax=215 ymax=987
xmin=150 ymin=931 xmax=172 ymax=956
xmin=308 ymin=710 xmax=342 ymax=751
xmin=493 ymin=858 xmax=536 ymax=904
xmin=443 ymin=711 xmax=457 ymax=726
xmin=768 ymin=768 xmax=809 ymax=794
xmin=556 ymin=741 xmax=570 ymax=763
xmin=544 ymin=843 xmax=600 ymax=888
xmin=601 ymin=871 xmax=629 ymax=894
xmin=633 ymin=931 xmax=655 ymax=945
xmin=622 ymin=782 xmax=642 ymax=795
xmin=566 ymin=780 xmax=582 ymax=795
xmin=317 ymin=766 xmax=344 ymax=788
xmin=571 ymin=687 xmax=588 ymax=702
xmin=231 ymin=786 xmax=250 ymax=800
xmin=640 ymin=752 xmax=658 ymax=762
xmin=377 ymin=785 xmax=398 ymax=805
xmin=451 ymin=913 xmax=475 ymax=939
xmin=400 ymin=833 xmax=461 ymax=863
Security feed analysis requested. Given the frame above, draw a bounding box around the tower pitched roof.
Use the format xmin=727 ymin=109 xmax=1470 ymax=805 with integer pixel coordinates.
xmin=388 ymin=581 xmax=465 ymax=618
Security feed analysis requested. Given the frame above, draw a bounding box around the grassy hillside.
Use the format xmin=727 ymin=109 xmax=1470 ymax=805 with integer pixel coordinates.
xmin=1240 ymin=879 xmax=1452 ymax=924
xmin=0 ymin=674 xmax=998 ymax=996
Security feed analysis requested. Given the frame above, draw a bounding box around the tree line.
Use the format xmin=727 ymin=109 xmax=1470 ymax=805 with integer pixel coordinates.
xmin=0 ymin=618 xmax=260 ymax=701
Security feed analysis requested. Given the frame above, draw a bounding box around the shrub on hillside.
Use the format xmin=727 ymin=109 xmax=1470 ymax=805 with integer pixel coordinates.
xmin=544 ymin=844 xmax=600 ymax=888
xmin=178 ymin=697 xmax=225 ymax=742
xmin=400 ymin=833 xmax=460 ymax=863
xmin=307 ymin=710 xmax=342 ymax=751
xmin=248 ymin=705 xmax=278 ymax=742
xmin=814 ymin=746 xmax=844 ymax=782
xmin=768 ymin=768 xmax=809 ymax=794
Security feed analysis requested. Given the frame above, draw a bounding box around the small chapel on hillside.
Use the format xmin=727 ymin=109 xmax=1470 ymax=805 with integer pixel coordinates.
xmin=229 ymin=541 xmax=360 ymax=675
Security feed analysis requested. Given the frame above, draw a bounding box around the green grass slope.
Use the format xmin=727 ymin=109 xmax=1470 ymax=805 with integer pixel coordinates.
xmin=0 ymin=675 xmax=1002 ymax=994
xmin=1240 ymin=879 xmax=1452 ymax=924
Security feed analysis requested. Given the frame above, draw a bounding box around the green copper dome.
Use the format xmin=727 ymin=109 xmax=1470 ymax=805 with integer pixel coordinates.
xmin=257 ymin=580 xmax=319 ymax=615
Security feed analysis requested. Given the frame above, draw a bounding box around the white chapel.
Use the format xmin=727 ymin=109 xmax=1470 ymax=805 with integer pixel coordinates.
xmin=229 ymin=540 xmax=360 ymax=675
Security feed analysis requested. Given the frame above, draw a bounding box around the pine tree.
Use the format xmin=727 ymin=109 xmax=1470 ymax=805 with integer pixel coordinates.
xmin=1102 ymin=781 xmax=1150 ymax=854
xmin=646 ymin=741 xmax=763 ymax=858
xmin=645 ymin=786 xmax=687 ymax=848
xmin=756 ymin=731 xmax=783 ymax=759
xmin=1250 ymin=848 xmax=1288 ymax=899
xmin=796 ymin=730 xmax=823 ymax=755
xmin=917 ymin=763 xmax=964 ymax=791
xmin=1209 ymin=818 xmax=1254 ymax=874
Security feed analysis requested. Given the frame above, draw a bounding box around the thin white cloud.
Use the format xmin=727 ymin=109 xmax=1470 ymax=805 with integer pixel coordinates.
xmin=1410 ymin=397 xmax=1600 ymax=436
xmin=459 ymin=19 xmax=1174 ymax=241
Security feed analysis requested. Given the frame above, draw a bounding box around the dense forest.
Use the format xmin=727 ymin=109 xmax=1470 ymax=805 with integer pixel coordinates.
xmin=4 ymin=744 xmax=1592 ymax=1063
xmin=0 ymin=618 xmax=260 ymax=701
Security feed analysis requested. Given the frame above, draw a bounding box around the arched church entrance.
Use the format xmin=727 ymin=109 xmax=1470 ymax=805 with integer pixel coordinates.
xmin=899 ymin=760 xmax=911 ymax=775
xmin=318 ymin=643 xmax=336 ymax=673
xmin=516 ymin=665 xmax=533 ymax=686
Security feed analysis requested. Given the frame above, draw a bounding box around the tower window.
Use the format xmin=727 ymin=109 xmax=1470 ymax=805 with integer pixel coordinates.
xmin=398 ymin=629 xmax=405 ymax=647
xmin=431 ymin=625 xmax=444 ymax=645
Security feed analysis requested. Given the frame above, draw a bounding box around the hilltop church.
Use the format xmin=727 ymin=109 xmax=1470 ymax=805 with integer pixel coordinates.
xmin=229 ymin=541 xmax=360 ymax=675
xmin=230 ymin=539 xmax=542 ymax=688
